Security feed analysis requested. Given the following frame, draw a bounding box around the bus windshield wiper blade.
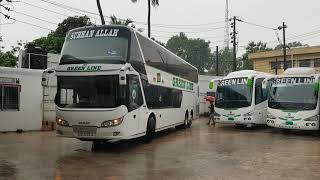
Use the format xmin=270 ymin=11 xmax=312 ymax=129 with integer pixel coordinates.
xmin=60 ymin=54 xmax=87 ymax=65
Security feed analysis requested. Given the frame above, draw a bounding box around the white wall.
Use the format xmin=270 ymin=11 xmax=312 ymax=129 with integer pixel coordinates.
xmin=198 ymin=75 xmax=222 ymax=115
xmin=0 ymin=67 xmax=43 ymax=132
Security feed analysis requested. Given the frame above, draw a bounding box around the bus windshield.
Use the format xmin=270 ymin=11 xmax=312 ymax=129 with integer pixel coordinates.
xmin=215 ymin=78 xmax=252 ymax=109
xmin=269 ymin=84 xmax=318 ymax=111
xmin=60 ymin=27 xmax=130 ymax=65
xmin=56 ymin=76 xmax=124 ymax=108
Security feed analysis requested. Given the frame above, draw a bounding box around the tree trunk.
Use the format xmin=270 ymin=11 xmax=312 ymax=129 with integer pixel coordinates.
xmin=148 ymin=0 xmax=151 ymax=37
xmin=96 ymin=0 xmax=105 ymax=25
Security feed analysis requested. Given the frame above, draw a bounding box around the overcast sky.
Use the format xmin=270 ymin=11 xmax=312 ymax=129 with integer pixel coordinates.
xmin=1 ymin=0 xmax=320 ymax=55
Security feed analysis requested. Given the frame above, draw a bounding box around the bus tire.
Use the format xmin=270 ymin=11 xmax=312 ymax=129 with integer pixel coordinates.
xmin=235 ymin=124 xmax=245 ymax=129
xmin=182 ymin=113 xmax=189 ymax=129
xmin=92 ymin=140 xmax=103 ymax=151
xmin=187 ymin=112 xmax=193 ymax=128
xmin=144 ymin=116 xmax=156 ymax=143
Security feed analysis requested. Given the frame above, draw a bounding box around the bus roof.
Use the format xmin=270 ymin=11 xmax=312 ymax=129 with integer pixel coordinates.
xmin=225 ymin=70 xmax=271 ymax=79
xmin=283 ymin=67 xmax=317 ymax=76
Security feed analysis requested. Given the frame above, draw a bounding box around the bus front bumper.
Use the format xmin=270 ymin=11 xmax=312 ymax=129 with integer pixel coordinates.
xmin=267 ymin=119 xmax=319 ymax=130
xmin=214 ymin=115 xmax=256 ymax=124
xmin=56 ymin=125 xmax=144 ymax=140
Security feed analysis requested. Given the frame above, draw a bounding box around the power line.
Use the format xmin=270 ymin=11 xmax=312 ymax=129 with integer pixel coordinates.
xmin=0 ymin=4 xmax=58 ymax=25
xmin=36 ymin=0 xmax=100 ymax=21
xmin=0 ymin=11 xmax=53 ymax=31
xmin=19 ymin=1 xmax=70 ymax=17
xmin=150 ymin=20 xmax=225 ymax=27
xmin=240 ymin=20 xmax=277 ymax=30
xmin=152 ymin=26 xmax=225 ymax=34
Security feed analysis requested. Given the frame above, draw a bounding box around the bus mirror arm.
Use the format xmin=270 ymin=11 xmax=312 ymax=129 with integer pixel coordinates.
xmin=119 ymin=70 xmax=127 ymax=85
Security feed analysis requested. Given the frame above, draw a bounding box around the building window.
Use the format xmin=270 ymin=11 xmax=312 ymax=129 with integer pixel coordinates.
xmin=284 ymin=61 xmax=292 ymax=69
xmin=299 ymin=60 xmax=311 ymax=67
xmin=314 ymin=59 xmax=320 ymax=67
xmin=0 ymin=85 xmax=20 ymax=111
xmin=270 ymin=61 xmax=282 ymax=70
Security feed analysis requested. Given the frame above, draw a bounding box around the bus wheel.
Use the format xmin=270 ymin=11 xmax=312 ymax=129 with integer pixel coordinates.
xmin=92 ymin=140 xmax=103 ymax=151
xmin=144 ymin=116 xmax=156 ymax=143
xmin=187 ymin=114 xmax=193 ymax=128
xmin=235 ymin=124 xmax=245 ymax=129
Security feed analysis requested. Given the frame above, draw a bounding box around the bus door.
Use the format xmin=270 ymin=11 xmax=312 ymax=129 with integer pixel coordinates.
xmin=127 ymin=75 xmax=147 ymax=133
xmin=254 ymin=78 xmax=268 ymax=123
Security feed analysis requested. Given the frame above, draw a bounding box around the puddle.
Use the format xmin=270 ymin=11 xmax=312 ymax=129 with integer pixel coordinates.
xmin=0 ymin=160 xmax=16 ymax=178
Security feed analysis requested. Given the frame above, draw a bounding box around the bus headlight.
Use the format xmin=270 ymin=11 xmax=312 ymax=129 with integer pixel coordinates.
xmin=304 ymin=115 xmax=318 ymax=121
xmin=101 ymin=117 xmax=124 ymax=128
xmin=56 ymin=117 xmax=69 ymax=127
xmin=267 ymin=113 xmax=276 ymax=119
xmin=243 ymin=112 xmax=253 ymax=117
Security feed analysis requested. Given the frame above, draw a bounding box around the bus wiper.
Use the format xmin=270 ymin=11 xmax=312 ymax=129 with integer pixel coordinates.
xmin=60 ymin=54 xmax=87 ymax=65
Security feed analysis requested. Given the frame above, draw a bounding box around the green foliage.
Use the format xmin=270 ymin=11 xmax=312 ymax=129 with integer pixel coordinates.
xmin=110 ymin=15 xmax=134 ymax=26
xmin=54 ymin=16 xmax=93 ymax=37
xmin=0 ymin=41 xmax=25 ymax=67
xmin=131 ymin=0 xmax=159 ymax=7
xmin=31 ymin=16 xmax=93 ymax=53
xmin=166 ymin=33 xmax=213 ymax=74
xmin=0 ymin=51 xmax=17 ymax=67
xmin=241 ymin=41 xmax=272 ymax=70
xmin=274 ymin=41 xmax=304 ymax=50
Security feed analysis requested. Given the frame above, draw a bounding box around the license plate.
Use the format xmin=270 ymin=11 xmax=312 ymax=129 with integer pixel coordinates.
xmin=228 ymin=117 xmax=234 ymax=121
xmin=73 ymin=126 xmax=97 ymax=137
xmin=286 ymin=121 xmax=294 ymax=125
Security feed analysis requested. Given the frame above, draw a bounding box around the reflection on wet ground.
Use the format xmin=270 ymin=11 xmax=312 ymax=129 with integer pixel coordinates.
xmin=1 ymin=118 xmax=320 ymax=180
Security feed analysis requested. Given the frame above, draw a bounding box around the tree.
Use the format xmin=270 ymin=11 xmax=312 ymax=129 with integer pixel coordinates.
xmin=110 ymin=15 xmax=134 ymax=26
xmin=131 ymin=0 xmax=159 ymax=37
xmin=274 ymin=41 xmax=303 ymax=50
xmin=0 ymin=51 xmax=17 ymax=67
xmin=241 ymin=41 xmax=272 ymax=70
xmin=31 ymin=16 xmax=93 ymax=53
xmin=166 ymin=33 xmax=213 ymax=73
xmin=0 ymin=41 xmax=24 ymax=67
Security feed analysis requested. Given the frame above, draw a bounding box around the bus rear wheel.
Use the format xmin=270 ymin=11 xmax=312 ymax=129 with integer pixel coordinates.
xmin=187 ymin=114 xmax=193 ymax=128
xmin=144 ymin=116 xmax=156 ymax=143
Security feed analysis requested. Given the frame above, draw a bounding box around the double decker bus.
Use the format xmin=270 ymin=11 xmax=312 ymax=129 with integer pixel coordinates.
xmin=214 ymin=70 xmax=272 ymax=128
xmin=267 ymin=68 xmax=320 ymax=130
xmin=54 ymin=25 xmax=198 ymax=147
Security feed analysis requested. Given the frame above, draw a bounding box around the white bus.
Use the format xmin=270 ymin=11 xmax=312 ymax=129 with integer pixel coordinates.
xmin=214 ymin=70 xmax=272 ymax=127
xmin=267 ymin=68 xmax=320 ymax=130
xmin=54 ymin=25 xmax=198 ymax=147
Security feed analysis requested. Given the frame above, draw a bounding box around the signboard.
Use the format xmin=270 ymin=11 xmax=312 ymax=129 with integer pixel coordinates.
xmin=173 ymin=77 xmax=193 ymax=91
xmin=0 ymin=77 xmax=18 ymax=84
xmin=69 ymin=28 xmax=120 ymax=40
xmin=219 ymin=78 xmax=248 ymax=86
xmin=273 ymin=77 xmax=315 ymax=87
xmin=67 ymin=65 xmax=102 ymax=72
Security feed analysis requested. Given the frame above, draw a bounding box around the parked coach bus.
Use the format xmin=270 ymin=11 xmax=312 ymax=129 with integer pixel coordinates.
xmin=214 ymin=70 xmax=272 ymax=128
xmin=267 ymin=68 xmax=320 ymax=131
xmin=54 ymin=25 xmax=198 ymax=148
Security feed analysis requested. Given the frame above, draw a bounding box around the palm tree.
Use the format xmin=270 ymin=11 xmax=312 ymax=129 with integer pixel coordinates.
xmin=131 ymin=0 xmax=159 ymax=37
xmin=96 ymin=0 xmax=105 ymax=25
xmin=110 ymin=15 xmax=134 ymax=27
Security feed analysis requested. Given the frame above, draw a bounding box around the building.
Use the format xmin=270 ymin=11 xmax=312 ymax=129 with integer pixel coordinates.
xmin=0 ymin=67 xmax=43 ymax=132
xmin=198 ymin=75 xmax=222 ymax=116
xmin=249 ymin=46 xmax=320 ymax=74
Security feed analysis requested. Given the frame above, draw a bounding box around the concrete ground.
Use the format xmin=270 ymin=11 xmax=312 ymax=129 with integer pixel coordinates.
xmin=1 ymin=118 xmax=320 ymax=180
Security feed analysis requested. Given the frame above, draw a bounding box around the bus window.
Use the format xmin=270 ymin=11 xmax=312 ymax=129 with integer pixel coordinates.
xmin=127 ymin=75 xmax=143 ymax=112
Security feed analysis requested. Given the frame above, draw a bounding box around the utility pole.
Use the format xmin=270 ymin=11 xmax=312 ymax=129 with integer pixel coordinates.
xmin=230 ymin=16 xmax=241 ymax=72
xmin=96 ymin=0 xmax=105 ymax=25
xmin=278 ymin=22 xmax=287 ymax=71
xmin=216 ymin=46 xmax=219 ymax=76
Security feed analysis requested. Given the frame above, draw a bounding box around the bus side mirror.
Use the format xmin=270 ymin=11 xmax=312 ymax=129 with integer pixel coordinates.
xmin=119 ymin=70 xmax=127 ymax=85
xmin=262 ymin=77 xmax=274 ymax=89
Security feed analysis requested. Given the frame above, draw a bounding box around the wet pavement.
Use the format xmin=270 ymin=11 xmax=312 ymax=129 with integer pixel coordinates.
xmin=1 ymin=118 xmax=320 ymax=180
